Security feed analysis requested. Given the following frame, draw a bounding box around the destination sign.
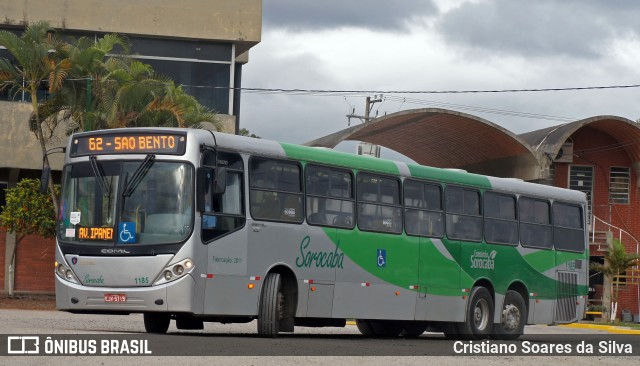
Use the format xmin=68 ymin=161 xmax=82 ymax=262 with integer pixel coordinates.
xmin=70 ymin=132 xmax=187 ymax=157
xmin=78 ymin=227 xmax=115 ymax=241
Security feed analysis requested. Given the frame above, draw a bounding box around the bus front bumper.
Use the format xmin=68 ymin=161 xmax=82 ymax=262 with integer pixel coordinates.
xmin=55 ymin=274 xmax=196 ymax=313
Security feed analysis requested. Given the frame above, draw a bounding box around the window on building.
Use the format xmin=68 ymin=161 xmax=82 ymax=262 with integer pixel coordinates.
xmin=553 ymin=202 xmax=584 ymax=252
xmin=404 ymin=180 xmax=444 ymax=237
xmin=484 ymin=192 xmax=518 ymax=245
xmin=519 ymin=197 xmax=552 ymax=249
xmin=445 ymin=186 xmax=482 ymax=241
xmin=357 ymin=173 xmax=402 ymax=234
xmin=569 ymin=165 xmax=594 ymax=224
xmin=305 ymin=165 xmax=354 ymax=228
xmin=609 ymin=167 xmax=630 ymax=204
xmin=249 ymin=158 xmax=303 ymax=223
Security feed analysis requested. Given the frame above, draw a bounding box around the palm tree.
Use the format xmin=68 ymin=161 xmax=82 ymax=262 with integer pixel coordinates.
xmin=590 ymin=238 xmax=640 ymax=321
xmin=0 ymin=21 xmax=71 ymax=214
xmin=36 ymin=33 xmax=130 ymax=135
xmin=94 ymin=59 xmax=219 ymax=129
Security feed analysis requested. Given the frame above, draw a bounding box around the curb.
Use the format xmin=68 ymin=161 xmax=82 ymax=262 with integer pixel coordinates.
xmin=559 ymin=323 xmax=640 ymax=335
xmin=345 ymin=321 xmax=640 ymax=334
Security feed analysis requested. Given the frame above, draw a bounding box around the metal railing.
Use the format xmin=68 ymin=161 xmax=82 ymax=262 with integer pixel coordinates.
xmin=590 ymin=214 xmax=640 ymax=322
xmin=591 ymin=215 xmax=639 ymax=251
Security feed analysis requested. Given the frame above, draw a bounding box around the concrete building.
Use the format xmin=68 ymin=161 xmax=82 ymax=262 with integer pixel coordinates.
xmin=0 ymin=0 xmax=262 ymax=294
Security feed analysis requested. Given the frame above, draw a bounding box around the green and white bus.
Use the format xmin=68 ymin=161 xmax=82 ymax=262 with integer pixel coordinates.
xmin=55 ymin=127 xmax=588 ymax=340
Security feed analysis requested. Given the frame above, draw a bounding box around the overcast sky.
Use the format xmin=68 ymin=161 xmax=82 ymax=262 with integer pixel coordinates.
xmin=239 ymin=0 xmax=640 ymax=157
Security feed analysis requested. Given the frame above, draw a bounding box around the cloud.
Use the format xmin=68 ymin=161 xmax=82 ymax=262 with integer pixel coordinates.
xmin=263 ymin=0 xmax=438 ymax=32
xmin=436 ymin=0 xmax=640 ymax=59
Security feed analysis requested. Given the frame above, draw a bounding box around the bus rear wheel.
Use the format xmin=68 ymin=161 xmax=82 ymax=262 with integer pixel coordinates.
xmin=258 ymin=272 xmax=283 ymax=337
xmin=492 ymin=290 xmax=526 ymax=340
xmin=143 ymin=313 xmax=170 ymax=334
xmin=458 ymin=286 xmax=494 ymax=339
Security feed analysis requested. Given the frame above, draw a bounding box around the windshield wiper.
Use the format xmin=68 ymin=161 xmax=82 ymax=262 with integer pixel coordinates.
xmin=121 ymin=154 xmax=155 ymax=197
xmin=89 ymin=156 xmax=110 ymax=196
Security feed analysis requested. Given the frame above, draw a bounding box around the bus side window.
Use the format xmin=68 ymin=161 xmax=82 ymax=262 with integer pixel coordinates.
xmin=445 ymin=186 xmax=482 ymax=241
xmin=250 ymin=158 xmax=303 ymax=223
xmin=519 ymin=197 xmax=552 ymax=249
xmin=404 ymin=180 xmax=444 ymax=238
xmin=305 ymin=165 xmax=355 ymax=229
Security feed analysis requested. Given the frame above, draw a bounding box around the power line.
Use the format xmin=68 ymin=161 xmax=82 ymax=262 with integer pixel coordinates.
xmin=382 ymin=95 xmax=576 ymax=122
xmin=237 ymin=83 xmax=640 ymax=95
xmin=5 ymin=78 xmax=640 ymax=95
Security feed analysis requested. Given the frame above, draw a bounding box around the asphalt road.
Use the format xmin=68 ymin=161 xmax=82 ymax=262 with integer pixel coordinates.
xmin=0 ymin=309 xmax=638 ymax=366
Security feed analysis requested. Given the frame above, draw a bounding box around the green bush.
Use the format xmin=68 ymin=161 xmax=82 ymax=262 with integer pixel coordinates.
xmin=0 ymin=179 xmax=58 ymax=239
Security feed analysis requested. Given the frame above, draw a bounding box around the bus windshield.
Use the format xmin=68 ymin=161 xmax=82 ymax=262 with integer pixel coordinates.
xmin=58 ymin=160 xmax=193 ymax=245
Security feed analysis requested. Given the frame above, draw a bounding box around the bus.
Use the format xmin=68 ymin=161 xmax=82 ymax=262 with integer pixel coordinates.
xmin=54 ymin=127 xmax=588 ymax=340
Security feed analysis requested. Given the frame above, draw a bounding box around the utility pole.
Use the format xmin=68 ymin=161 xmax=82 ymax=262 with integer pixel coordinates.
xmin=346 ymin=96 xmax=383 ymax=158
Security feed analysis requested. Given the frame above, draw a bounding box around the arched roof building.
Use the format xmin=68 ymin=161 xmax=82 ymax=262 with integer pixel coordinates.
xmin=306 ymin=108 xmax=544 ymax=180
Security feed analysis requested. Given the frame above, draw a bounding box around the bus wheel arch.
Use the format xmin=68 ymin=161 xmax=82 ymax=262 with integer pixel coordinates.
xmin=258 ymin=265 xmax=298 ymax=337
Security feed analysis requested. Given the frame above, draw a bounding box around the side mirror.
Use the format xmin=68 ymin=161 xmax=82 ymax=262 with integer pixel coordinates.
xmin=196 ymin=167 xmax=212 ymax=212
xmin=40 ymin=167 xmax=51 ymax=194
xmin=213 ymin=167 xmax=227 ymax=195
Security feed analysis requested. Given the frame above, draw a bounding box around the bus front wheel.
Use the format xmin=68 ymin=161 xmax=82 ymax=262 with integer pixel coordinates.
xmin=143 ymin=313 xmax=170 ymax=334
xmin=258 ymin=272 xmax=283 ymax=337
xmin=492 ymin=290 xmax=526 ymax=340
xmin=458 ymin=286 xmax=494 ymax=339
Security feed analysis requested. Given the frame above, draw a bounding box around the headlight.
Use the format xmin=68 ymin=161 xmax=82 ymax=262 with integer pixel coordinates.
xmin=54 ymin=260 xmax=78 ymax=284
xmin=154 ymin=258 xmax=194 ymax=286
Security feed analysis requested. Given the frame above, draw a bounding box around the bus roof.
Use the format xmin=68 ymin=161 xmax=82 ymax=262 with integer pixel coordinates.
xmin=71 ymin=128 xmax=586 ymax=204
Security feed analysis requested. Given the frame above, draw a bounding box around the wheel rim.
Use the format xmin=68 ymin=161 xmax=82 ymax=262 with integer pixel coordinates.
xmin=501 ymin=304 xmax=520 ymax=332
xmin=473 ymin=298 xmax=490 ymax=331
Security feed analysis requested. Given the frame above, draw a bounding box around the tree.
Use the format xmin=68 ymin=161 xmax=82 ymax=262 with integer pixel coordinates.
xmin=0 ymin=21 xmax=71 ymax=215
xmin=37 ymin=33 xmax=130 ymax=132
xmin=239 ymin=128 xmax=260 ymax=138
xmin=590 ymin=238 xmax=640 ymax=321
xmin=0 ymin=179 xmax=58 ymax=295
xmin=38 ymin=35 xmax=219 ymax=132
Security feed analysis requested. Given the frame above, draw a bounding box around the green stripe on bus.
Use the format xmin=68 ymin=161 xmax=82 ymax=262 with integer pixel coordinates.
xmin=281 ymin=143 xmax=400 ymax=175
xmin=327 ymin=227 xmax=586 ymax=299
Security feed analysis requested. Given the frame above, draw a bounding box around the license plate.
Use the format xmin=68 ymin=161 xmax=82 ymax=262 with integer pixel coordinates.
xmin=104 ymin=294 xmax=126 ymax=302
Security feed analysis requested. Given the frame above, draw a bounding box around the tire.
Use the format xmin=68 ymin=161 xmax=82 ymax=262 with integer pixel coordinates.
xmin=258 ymin=273 xmax=283 ymax=337
xmin=492 ymin=290 xmax=526 ymax=340
xmin=443 ymin=322 xmax=461 ymax=340
xmin=370 ymin=321 xmax=403 ymax=337
xmin=356 ymin=320 xmax=402 ymax=337
xmin=356 ymin=319 xmax=375 ymax=337
xmin=143 ymin=313 xmax=170 ymax=334
xmin=400 ymin=323 xmax=428 ymax=338
xmin=458 ymin=286 xmax=494 ymax=340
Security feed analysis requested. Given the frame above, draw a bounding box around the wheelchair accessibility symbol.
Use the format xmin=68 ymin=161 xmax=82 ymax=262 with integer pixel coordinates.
xmin=118 ymin=222 xmax=136 ymax=244
xmin=377 ymin=249 xmax=386 ymax=268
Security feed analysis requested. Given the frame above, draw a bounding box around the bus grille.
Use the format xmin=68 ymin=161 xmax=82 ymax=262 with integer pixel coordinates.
xmin=554 ymin=271 xmax=578 ymax=322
